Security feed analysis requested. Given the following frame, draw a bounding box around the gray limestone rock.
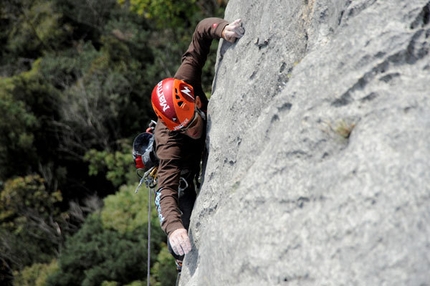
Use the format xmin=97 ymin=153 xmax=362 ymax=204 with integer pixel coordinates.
xmin=181 ymin=0 xmax=430 ymax=285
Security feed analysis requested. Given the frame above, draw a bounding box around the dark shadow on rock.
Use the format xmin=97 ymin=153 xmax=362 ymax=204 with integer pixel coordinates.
xmin=185 ymin=228 xmax=199 ymax=277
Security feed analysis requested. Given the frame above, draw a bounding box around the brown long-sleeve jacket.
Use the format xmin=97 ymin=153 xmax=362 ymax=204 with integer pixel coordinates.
xmin=154 ymin=18 xmax=229 ymax=237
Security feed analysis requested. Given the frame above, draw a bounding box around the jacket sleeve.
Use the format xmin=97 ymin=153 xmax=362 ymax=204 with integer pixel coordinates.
xmin=154 ymin=123 xmax=184 ymax=236
xmin=154 ymin=18 xmax=227 ymax=237
xmin=174 ymin=17 xmax=229 ymax=102
xmin=154 ymin=120 xmax=206 ymax=236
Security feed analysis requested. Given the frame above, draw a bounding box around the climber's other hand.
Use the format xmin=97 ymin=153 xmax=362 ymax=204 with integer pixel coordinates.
xmin=169 ymin=228 xmax=191 ymax=256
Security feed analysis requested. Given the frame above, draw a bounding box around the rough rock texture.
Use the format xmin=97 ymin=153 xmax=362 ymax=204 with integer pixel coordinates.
xmin=181 ymin=0 xmax=430 ymax=285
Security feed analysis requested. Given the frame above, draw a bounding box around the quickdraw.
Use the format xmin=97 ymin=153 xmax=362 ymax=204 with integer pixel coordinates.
xmin=135 ymin=166 xmax=158 ymax=193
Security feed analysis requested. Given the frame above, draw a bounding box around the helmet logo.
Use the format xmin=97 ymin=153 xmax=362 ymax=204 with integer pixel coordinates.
xmin=157 ymin=81 xmax=170 ymax=112
xmin=181 ymin=86 xmax=193 ymax=100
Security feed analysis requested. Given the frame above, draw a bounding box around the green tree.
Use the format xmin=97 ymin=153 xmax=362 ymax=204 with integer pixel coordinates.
xmin=119 ymin=0 xmax=199 ymax=29
xmin=0 ymin=0 xmax=66 ymax=76
xmin=0 ymin=175 xmax=65 ymax=268
xmin=46 ymin=185 xmax=166 ymax=286
xmin=1 ymin=0 xmax=156 ymax=201
xmin=5 ymin=1 xmax=63 ymax=52
xmin=118 ymin=0 xmax=228 ymax=28
xmin=12 ymin=259 xmax=59 ymax=286
xmin=151 ymin=245 xmax=176 ymax=286
xmin=38 ymin=0 xmax=156 ymax=156
xmin=41 ymin=37 xmax=153 ymax=156
xmin=0 ymin=77 xmax=39 ymax=180
xmin=100 ymin=184 xmax=159 ymax=234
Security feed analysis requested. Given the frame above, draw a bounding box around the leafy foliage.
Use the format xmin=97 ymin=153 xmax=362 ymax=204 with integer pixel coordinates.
xmin=0 ymin=78 xmax=38 ymax=179
xmin=39 ymin=14 xmax=154 ymax=156
xmin=118 ymin=0 xmax=196 ymax=28
xmin=6 ymin=1 xmax=64 ymax=52
xmin=0 ymin=0 xmax=65 ymax=75
xmin=100 ymin=185 xmax=157 ymax=234
xmin=13 ymin=259 xmax=59 ymax=286
xmin=46 ymin=214 xmax=148 ymax=286
xmin=0 ymin=175 xmax=65 ymax=268
xmin=46 ymin=186 xmax=167 ymax=286
xmin=151 ymin=244 xmax=177 ymax=286
xmin=0 ymin=61 xmax=59 ymax=181
xmin=84 ymin=147 xmax=136 ymax=188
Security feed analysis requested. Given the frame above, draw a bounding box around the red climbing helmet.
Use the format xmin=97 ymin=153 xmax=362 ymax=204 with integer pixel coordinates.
xmin=151 ymin=78 xmax=196 ymax=131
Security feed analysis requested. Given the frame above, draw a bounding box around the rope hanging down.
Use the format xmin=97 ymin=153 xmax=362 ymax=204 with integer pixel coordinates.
xmin=135 ymin=166 xmax=158 ymax=286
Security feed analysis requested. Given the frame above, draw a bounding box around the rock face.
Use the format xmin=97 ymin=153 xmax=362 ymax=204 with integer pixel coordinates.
xmin=181 ymin=0 xmax=430 ymax=285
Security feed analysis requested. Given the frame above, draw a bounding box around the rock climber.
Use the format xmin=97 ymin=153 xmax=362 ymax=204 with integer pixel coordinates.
xmin=150 ymin=17 xmax=244 ymax=271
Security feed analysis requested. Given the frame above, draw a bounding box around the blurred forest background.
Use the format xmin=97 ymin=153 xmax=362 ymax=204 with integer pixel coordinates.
xmin=0 ymin=0 xmax=227 ymax=285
